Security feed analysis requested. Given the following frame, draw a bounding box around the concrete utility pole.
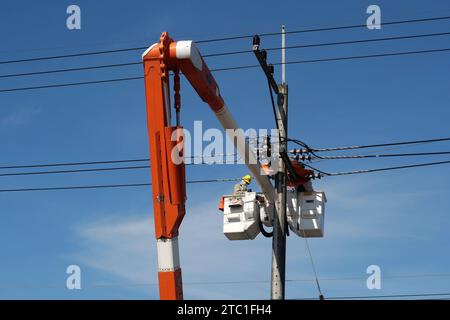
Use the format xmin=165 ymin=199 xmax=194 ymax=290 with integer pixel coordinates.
xmin=271 ymin=25 xmax=288 ymax=300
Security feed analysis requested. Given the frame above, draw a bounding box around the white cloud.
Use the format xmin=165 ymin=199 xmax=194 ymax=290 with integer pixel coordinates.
xmin=0 ymin=106 xmax=41 ymax=126
xmin=70 ymin=203 xmax=272 ymax=299
xmin=69 ymin=176 xmax=444 ymax=299
xmin=72 ymin=214 xmax=156 ymax=286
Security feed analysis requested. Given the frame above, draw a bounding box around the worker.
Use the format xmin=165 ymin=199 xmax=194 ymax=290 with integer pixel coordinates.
xmin=233 ymin=174 xmax=252 ymax=196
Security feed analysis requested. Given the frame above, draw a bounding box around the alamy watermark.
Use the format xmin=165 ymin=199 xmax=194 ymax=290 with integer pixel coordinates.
xmin=366 ymin=264 xmax=382 ymax=290
xmin=66 ymin=5 xmax=81 ymax=30
xmin=66 ymin=264 xmax=81 ymax=290
xmin=367 ymin=5 xmax=381 ymax=30
xmin=167 ymin=121 xmax=281 ymax=175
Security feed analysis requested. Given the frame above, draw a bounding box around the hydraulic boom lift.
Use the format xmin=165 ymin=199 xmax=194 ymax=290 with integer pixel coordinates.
xmin=142 ymin=32 xmax=275 ymax=300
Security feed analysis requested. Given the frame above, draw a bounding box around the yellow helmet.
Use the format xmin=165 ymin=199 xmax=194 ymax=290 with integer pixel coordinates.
xmin=242 ymin=174 xmax=252 ymax=184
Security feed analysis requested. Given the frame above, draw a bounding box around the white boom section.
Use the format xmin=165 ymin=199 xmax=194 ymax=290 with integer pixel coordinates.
xmin=215 ymin=106 xmax=276 ymax=204
xmin=156 ymin=237 xmax=181 ymax=272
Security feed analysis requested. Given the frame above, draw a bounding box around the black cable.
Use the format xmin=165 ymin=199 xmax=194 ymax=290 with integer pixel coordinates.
xmin=0 ymin=158 xmax=150 ymax=170
xmin=307 ymin=159 xmax=450 ymax=177
xmin=210 ymin=47 xmax=450 ymax=72
xmin=258 ymin=219 xmax=273 ymax=238
xmin=0 ymin=160 xmax=241 ymax=177
xmin=308 ymin=150 xmax=450 ymax=160
xmin=4 ymin=31 xmax=450 ymax=81
xmin=297 ymin=292 xmax=450 ymax=300
xmin=307 ymin=137 xmax=450 ymax=153
xmin=1 ymin=15 xmax=449 ymax=66
xmin=2 ymin=273 xmax=450 ymax=288
xmin=267 ymin=79 xmax=279 ymax=131
xmin=272 ymin=30 xmax=450 ymax=51
xmin=303 ymin=237 xmax=324 ymax=299
xmin=0 ymin=62 xmax=141 ymax=79
xmin=300 ymin=163 xmax=330 ymax=177
xmin=279 ymin=47 xmax=450 ymax=66
xmin=288 ymin=138 xmax=312 ymax=150
xmin=0 ymin=76 xmax=143 ymax=93
xmin=3 ymin=47 xmax=450 ymax=94
xmin=0 ymin=178 xmax=241 ymax=193
xmin=0 ymin=165 xmax=150 ymax=177
xmin=194 ymin=15 xmax=450 ymax=43
xmin=0 ymin=183 xmax=152 ymax=193
xmin=0 ymin=154 xmax=238 ymax=171
xmin=0 ymin=47 xmax=147 ymax=65
xmin=203 ymin=31 xmax=450 ymax=58
xmin=289 ymin=138 xmax=450 ymax=161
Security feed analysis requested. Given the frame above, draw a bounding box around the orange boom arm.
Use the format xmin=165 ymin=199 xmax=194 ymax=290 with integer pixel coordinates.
xmin=142 ymin=32 xmax=274 ymax=300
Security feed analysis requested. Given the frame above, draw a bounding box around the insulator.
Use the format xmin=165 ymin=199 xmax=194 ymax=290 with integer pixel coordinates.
xmin=253 ymin=35 xmax=260 ymax=46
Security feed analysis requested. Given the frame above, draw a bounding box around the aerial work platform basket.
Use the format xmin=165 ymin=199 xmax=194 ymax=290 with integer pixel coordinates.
xmin=220 ymin=190 xmax=325 ymax=240
xmin=221 ymin=192 xmax=269 ymax=240
xmin=287 ymin=191 xmax=326 ymax=238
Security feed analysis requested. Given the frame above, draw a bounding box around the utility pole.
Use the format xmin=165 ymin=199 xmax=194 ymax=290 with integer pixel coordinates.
xmin=271 ymin=25 xmax=288 ymax=300
xmin=252 ymin=25 xmax=289 ymax=300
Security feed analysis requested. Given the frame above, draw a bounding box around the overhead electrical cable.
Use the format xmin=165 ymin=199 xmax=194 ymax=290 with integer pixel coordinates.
xmin=296 ymin=292 xmax=450 ymax=300
xmin=0 ymin=177 xmax=241 ymax=193
xmin=2 ymin=47 xmax=450 ymax=93
xmin=203 ymin=31 xmax=450 ymax=58
xmin=2 ymin=31 xmax=450 ymax=80
xmin=0 ymin=62 xmax=141 ymax=79
xmin=0 ymin=165 xmax=149 ymax=177
xmin=303 ymin=238 xmax=324 ymax=300
xmin=0 ymin=14 xmax=449 ymax=66
xmin=307 ymin=150 xmax=450 ymax=160
xmin=293 ymin=137 xmax=450 ymax=153
xmin=303 ymin=160 xmax=450 ymax=178
xmin=0 ymin=158 xmax=150 ymax=170
xmin=0 ymin=161 xmax=242 ymax=178
xmin=196 ymin=15 xmax=450 ymax=43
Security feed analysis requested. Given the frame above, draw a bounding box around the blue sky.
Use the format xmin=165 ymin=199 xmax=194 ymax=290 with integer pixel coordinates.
xmin=0 ymin=0 xmax=450 ymax=299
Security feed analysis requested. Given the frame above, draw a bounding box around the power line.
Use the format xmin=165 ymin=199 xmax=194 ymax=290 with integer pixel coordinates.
xmin=2 ymin=47 xmax=450 ymax=94
xmin=306 ymin=159 xmax=450 ymax=178
xmin=267 ymin=79 xmax=279 ymax=131
xmin=0 ymin=15 xmax=449 ymax=66
xmin=303 ymin=238 xmax=324 ymax=300
xmin=2 ymin=31 xmax=450 ymax=81
xmin=203 ymin=31 xmax=450 ymax=58
xmin=0 ymin=47 xmax=147 ymax=66
xmin=277 ymin=47 xmax=450 ymax=67
xmin=0 ymin=158 xmax=150 ymax=170
xmin=298 ymin=151 xmax=450 ymax=160
xmin=297 ymin=292 xmax=450 ymax=300
xmin=298 ymin=137 xmax=450 ymax=153
xmin=4 ymin=14 xmax=446 ymax=59
xmin=5 ymin=150 xmax=450 ymax=179
xmin=309 ymin=142 xmax=450 ymax=165
xmin=0 ymin=154 xmax=238 ymax=171
xmin=196 ymin=15 xmax=450 ymax=43
xmin=207 ymin=47 xmax=450 ymax=73
xmin=0 ymin=177 xmax=241 ymax=193
xmin=0 ymin=165 xmax=150 ymax=177
xmin=0 ymin=62 xmax=141 ymax=79
xmin=2 ymin=273 xmax=450 ymax=288
xmin=3 ymin=154 xmax=450 ymax=180
xmin=0 ymin=160 xmax=241 ymax=177
xmin=0 ymin=76 xmax=143 ymax=93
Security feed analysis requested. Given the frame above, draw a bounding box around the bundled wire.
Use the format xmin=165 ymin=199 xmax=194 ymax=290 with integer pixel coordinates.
xmin=287 ymin=137 xmax=450 ymax=178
